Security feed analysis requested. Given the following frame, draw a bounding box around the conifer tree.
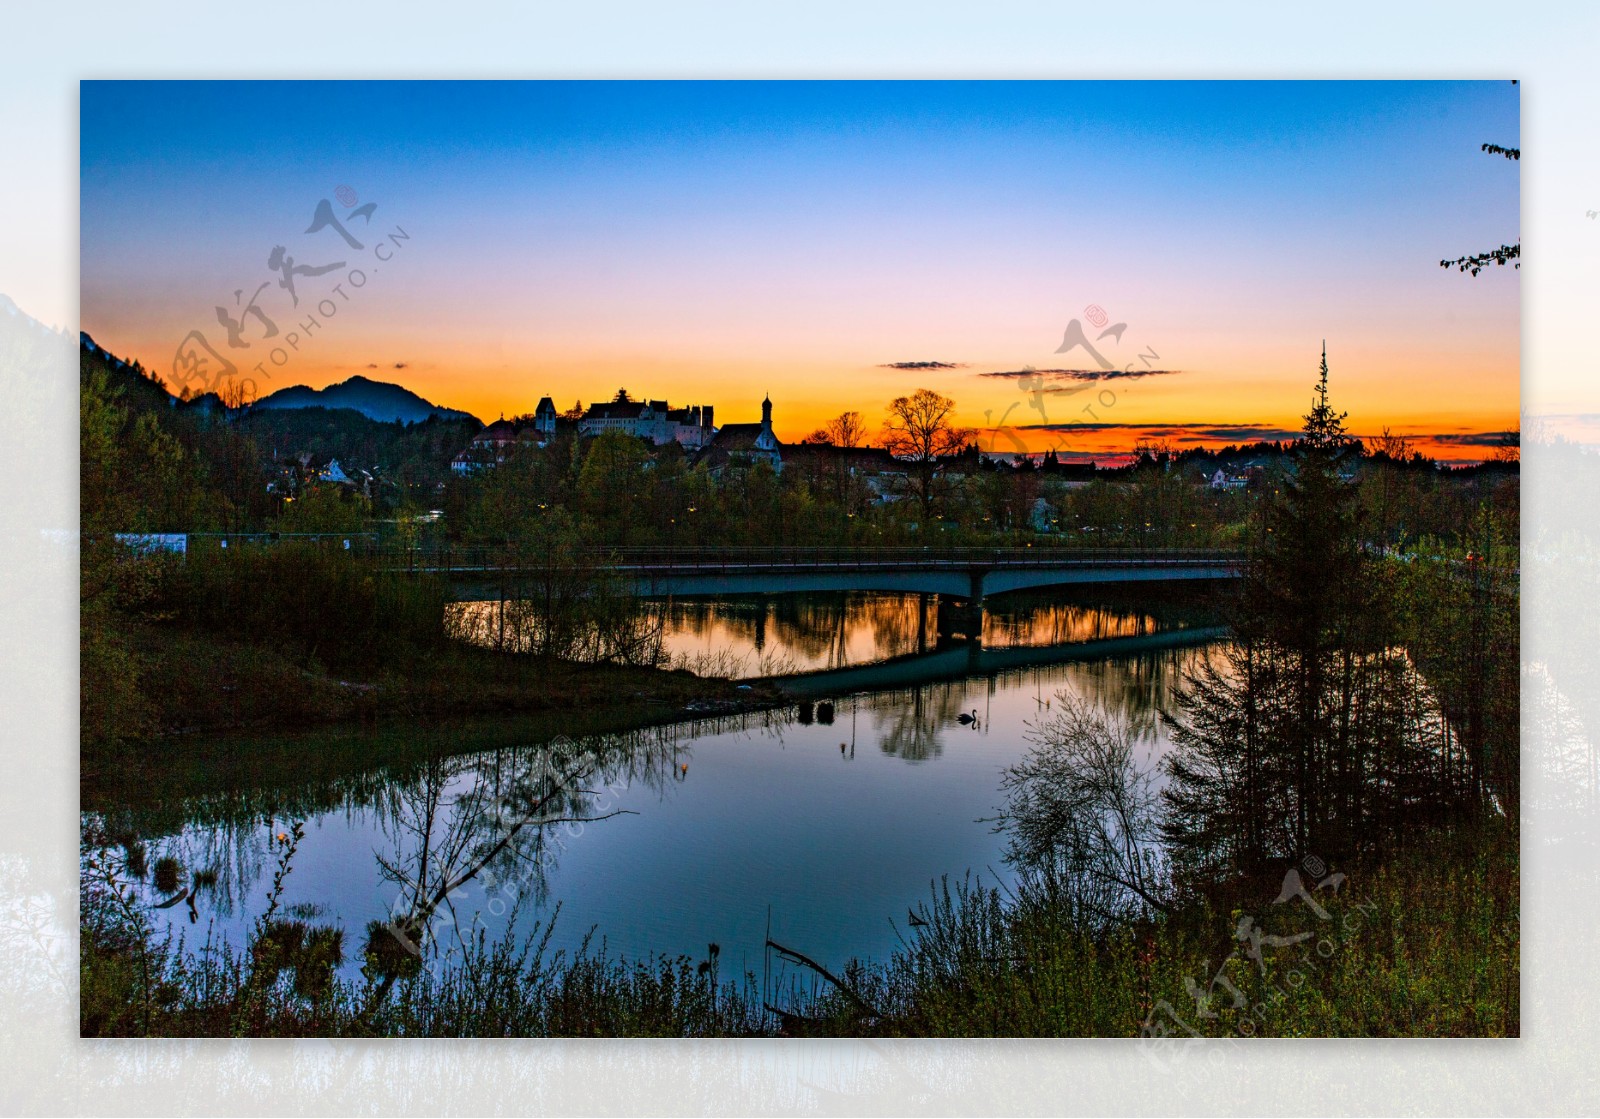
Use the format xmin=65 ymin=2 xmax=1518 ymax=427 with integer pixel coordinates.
xmin=1163 ymin=345 xmax=1470 ymax=879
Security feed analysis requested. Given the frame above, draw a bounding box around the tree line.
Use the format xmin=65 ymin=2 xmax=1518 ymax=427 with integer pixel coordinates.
xmin=994 ymin=349 xmax=1518 ymax=926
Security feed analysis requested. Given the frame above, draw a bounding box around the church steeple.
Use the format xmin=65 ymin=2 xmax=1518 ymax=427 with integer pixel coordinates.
xmin=761 ymin=393 xmax=772 ymax=426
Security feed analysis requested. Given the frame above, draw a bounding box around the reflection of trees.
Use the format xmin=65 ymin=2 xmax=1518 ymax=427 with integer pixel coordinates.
xmin=169 ymin=820 xmax=264 ymax=919
xmin=868 ymin=684 xmax=970 ymax=763
xmin=663 ymin=591 xmax=1214 ymax=679
xmin=447 ymin=591 xmax=669 ymax=666
xmin=983 ymin=601 xmax=1155 ymax=649
xmin=81 ymin=808 xmax=266 ymax=923
xmin=993 ymin=696 xmax=1170 ymax=931
xmin=365 ymin=731 xmax=684 ymax=979
xmin=982 ymin=588 xmax=1221 ymax=651
xmin=662 ymin=593 xmax=938 ymax=674
xmin=867 ymin=594 xmax=935 ymax=661
xmin=1007 ymin=647 xmax=1212 ymax=745
xmin=84 ymin=708 xmax=784 ymax=943
xmin=769 ymin=595 xmax=850 ymax=665
xmin=1061 ymin=648 xmax=1212 ymax=742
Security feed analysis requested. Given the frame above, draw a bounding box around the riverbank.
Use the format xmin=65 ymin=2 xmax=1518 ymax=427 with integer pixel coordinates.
xmin=85 ymin=620 xmax=779 ymax=777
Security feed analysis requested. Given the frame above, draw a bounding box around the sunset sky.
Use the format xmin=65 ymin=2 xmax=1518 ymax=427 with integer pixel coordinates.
xmin=80 ymin=80 xmax=1519 ymax=462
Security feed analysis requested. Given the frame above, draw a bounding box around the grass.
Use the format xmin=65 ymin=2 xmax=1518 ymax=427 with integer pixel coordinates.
xmin=118 ymin=622 xmax=765 ymax=736
xmin=852 ymin=821 xmax=1518 ymax=1038
xmin=80 ymin=820 xmax=1516 ymax=1038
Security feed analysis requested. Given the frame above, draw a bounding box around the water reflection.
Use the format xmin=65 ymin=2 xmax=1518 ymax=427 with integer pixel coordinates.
xmin=450 ymin=587 xmax=1221 ymax=678
xmin=659 ymin=588 xmax=1219 ymax=677
xmin=664 ymin=593 xmax=938 ymax=676
xmin=83 ymin=715 xmax=776 ymax=967
xmin=857 ymin=686 xmax=970 ymax=763
xmin=364 ymin=733 xmax=686 ymax=972
xmin=87 ymin=590 xmax=1227 ymax=973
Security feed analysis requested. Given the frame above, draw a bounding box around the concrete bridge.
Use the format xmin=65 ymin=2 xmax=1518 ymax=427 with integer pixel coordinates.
xmin=433 ymin=546 xmax=1244 ymax=603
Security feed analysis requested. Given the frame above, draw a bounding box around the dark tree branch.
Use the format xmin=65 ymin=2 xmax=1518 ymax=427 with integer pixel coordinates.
xmin=766 ymin=938 xmax=884 ymax=1020
xmin=1439 ymin=243 xmax=1520 ymax=276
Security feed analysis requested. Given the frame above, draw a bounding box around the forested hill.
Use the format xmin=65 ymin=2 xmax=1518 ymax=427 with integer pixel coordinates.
xmin=252 ymin=376 xmax=478 ymax=425
xmin=79 ymin=335 xmax=482 ymax=529
xmin=233 ymin=405 xmax=479 ymax=491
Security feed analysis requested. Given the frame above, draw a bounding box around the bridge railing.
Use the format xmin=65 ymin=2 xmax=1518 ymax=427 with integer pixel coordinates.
xmin=371 ymin=543 xmax=1244 ymax=572
xmin=599 ymin=545 xmax=1244 ymax=569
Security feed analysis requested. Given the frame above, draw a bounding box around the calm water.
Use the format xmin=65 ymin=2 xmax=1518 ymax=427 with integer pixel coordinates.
xmin=88 ymin=588 xmax=1224 ymax=980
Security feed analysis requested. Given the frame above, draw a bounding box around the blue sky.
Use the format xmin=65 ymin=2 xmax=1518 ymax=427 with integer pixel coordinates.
xmin=80 ymin=80 xmax=1520 ymax=457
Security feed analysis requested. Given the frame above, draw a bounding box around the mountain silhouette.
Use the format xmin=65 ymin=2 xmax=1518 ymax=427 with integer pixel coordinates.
xmin=251 ymin=376 xmax=479 ymax=425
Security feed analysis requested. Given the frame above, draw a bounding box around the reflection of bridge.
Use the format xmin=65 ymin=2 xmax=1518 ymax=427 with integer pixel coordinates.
xmin=437 ymin=546 xmax=1243 ymax=602
xmin=773 ymin=625 xmax=1230 ymax=698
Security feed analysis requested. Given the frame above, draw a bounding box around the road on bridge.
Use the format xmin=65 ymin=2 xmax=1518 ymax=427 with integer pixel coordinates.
xmin=413 ymin=545 xmax=1245 ymax=601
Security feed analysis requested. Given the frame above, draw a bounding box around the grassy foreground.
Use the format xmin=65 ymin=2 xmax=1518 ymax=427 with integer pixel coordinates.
xmin=81 ymin=821 xmax=1516 ymax=1038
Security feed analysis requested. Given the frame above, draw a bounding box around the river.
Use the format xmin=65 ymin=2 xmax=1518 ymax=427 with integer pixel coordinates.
xmin=84 ymin=585 xmax=1227 ymax=985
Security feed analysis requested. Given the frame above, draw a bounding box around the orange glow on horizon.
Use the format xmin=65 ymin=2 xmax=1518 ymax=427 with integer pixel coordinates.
xmin=150 ymin=343 xmax=1514 ymax=466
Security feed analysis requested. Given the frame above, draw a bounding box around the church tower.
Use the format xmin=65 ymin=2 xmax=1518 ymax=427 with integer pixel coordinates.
xmin=754 ymin=393 xmax=780 ymax=457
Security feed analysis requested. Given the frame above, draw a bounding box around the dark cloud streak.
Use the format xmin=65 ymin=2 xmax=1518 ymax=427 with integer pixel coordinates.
xmin=981 ymin=367 xmax=1184 ymax=383
xmin=1424 ymin=431 xmax=1518 ymax=447
xmin=1016 ymin=421 xmax=1303 ymax=442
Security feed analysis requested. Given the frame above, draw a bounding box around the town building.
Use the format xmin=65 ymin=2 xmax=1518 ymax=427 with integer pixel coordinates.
xmin=696 ymin=394 xmax=784 ymax=474
xmin=532 ymin=396 xmax=558 ymax=436
xmin=451 ymin=418 xmax=519 ymax=475
xmin=578 ymin=395 xmax=715 ymax=448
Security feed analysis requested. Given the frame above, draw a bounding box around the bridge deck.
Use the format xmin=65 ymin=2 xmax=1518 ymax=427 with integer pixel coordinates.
xmin=386 ymin=544 xmax=1242 ymax=571
xmin=418 ymin=546 xmax=1244 ymax=600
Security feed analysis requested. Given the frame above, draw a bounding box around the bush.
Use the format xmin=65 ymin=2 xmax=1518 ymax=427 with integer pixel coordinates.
xmin=163 ymin=544 xmax=448 ymax=668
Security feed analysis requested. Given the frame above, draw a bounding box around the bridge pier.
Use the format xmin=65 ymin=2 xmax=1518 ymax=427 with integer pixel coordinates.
xmin=936 ymin=594 xmax=985 ymax=645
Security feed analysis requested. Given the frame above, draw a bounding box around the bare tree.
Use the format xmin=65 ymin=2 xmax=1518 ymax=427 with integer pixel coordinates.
xmin=821 ymin=410 xmax=867 ymax=449
xmin=1365 ymin=426 xmax=1414 ymax=461
xmin=881 ymin=388 xmax=974 ymax=524
xmin=1493 ymin=429 xmax=1520 ymax=464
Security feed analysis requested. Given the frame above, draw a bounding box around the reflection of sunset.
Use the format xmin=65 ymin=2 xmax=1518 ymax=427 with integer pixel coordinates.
xmin=982 ymin=601 xmax=1159 ymax=648
xmin=454 ymin=591 xmax=1217 ymax=679
xmin=82 ymin=81 xmax=1518 ymax=466
xmin=659 ymin=594 xmax=939 ymax=675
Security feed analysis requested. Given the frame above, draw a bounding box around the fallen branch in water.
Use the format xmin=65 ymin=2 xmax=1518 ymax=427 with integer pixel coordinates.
xmin=766 ymin=937 xmax=883 ymax=1022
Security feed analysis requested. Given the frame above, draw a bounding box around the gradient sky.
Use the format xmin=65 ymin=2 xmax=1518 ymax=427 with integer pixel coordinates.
xmin=80 ymin=80 xmax=1519 ymax=462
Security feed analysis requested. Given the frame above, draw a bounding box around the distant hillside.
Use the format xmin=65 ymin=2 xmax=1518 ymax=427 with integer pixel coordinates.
xmin=79 ymin=331 xmax=481 ymax=516
xmin=80 ymin=331 xmax=176 ymax=415
xmin=234 ymin=405 xmax=480 ymax=487
xmin=5 ymin=294 xmax=69 ymax=361
xmin=252 ymin=376 xmax=479 ymax=425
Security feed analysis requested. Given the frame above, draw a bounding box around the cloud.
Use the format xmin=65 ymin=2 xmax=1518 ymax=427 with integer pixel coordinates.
xmin=1014 ymin=421 xmax=1302 ymax=443
xmin=1185 ymin=424 xmax=1304 ymax=443
xmin=980 ymin=367 xmax=1184 ymax=384
xmin=880 ymin=360 xmax=967 ymax=370
xmin=393 ymin=361 xmax=409 ymax=370
xmin=1417 ymin=430 xmax=1517 ymax=447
